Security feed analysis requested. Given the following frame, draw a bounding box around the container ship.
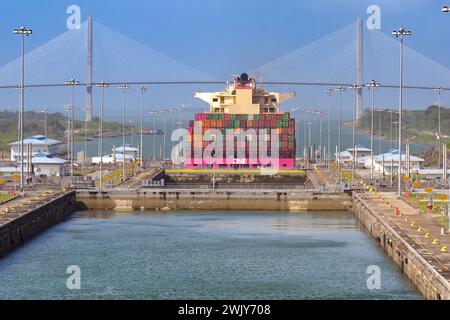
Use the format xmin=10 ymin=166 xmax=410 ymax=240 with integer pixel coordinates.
xmin=186 ymin=73 xmax=296 ymax=169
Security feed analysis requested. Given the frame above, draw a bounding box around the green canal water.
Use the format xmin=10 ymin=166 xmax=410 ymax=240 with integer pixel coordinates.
xmin=0 ymin=211 xmax=421 ymax=300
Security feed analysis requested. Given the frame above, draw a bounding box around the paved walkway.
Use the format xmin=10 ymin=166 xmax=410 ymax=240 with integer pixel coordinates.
xmin=358 ymin=188 xmax=450 ymax=281
xmin=118 ymin=168 xmax=161 ymax=189
xmin=0 ymin=189 xmax=68 ymax=227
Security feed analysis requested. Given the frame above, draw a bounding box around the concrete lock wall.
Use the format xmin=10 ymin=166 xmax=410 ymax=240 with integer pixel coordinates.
xmin=77 ymin=190 xmax=352 ymax=212
xmin=0 ymin=191 xmax=76 ymax=257
xmin=353 ymin=193 xmax=450 ymax=300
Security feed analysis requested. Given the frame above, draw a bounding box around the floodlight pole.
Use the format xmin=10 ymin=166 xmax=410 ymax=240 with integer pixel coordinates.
xmin=392 ymin=27 xmax=412 ymax=197
xmin=119 ymin=84 xmax=129 ymax=182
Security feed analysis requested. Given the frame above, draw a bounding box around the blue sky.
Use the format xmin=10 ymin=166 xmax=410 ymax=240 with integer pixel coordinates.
xmin=0 ymin=0 xmax=449 ymax=120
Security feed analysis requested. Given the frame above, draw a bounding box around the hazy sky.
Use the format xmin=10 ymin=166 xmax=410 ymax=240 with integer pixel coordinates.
xmin=0 ymin=0 xmax=449 ymax=120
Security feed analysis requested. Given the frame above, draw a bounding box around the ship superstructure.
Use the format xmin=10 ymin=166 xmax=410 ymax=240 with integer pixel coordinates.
xmin=186 ymin=73 xmax=296 ymax=169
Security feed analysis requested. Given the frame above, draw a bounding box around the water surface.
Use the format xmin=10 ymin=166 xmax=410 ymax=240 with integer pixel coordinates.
xmin=0 ymin=211 xmax=420 ymax=299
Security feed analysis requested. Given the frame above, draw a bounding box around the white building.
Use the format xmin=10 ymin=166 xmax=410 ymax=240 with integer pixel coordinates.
xmin=91 ymin=153 xmax=134 ymax=165
xmin=31 ymin=152 xmax=68 ymax=177
xmin=0 ymin=152 xmax=68 ymax=177
xmin=115 ymin=144 xmax=138 ymax=159
xmin=365 ymin=149 xmax=424 ymax=175
xmin=336 ymin=146 xmax=372 ymax=164
xmin=9 ymin=135 xmax=62 ymax=161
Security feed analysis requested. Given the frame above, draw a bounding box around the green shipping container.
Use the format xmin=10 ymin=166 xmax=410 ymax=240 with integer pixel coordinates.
xmin=282 ymin=121 xmax=288 ymax=127
xmin=276 ymin=120 xmax=282 ymax=127
xmin=242 ymin=114 xmax=248 ymax=120
xmin=282 ymin=114 xmax=289 ymax=121
xmin=234 ymin=120 xmax=240 ymax=127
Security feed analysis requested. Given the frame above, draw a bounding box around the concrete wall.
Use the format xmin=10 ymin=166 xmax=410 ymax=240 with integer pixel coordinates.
xmin=0 ymin=191 xmax=76 ymax=257
xmin=77 ymin=190 xmax=352 ymax=212
xmin=353 ymin=192 xmax=450 ymax=300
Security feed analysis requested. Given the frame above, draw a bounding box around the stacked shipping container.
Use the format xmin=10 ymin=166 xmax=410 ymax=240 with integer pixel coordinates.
xmin=185 ymin=112 xmax=296 ymax=168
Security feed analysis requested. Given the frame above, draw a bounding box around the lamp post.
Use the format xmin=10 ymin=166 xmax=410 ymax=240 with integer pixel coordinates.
xmin=41 ymin=108 xmax=49 ymax=152
xmin=138 ymin=86 xmax=147 ymax=169
xmin=435 ymin=87 xmax=444 ymax=168
xmin=349 ymin=84 xmax=362 ymax=184
xmin=96 ymin=82 xmax=109 ymax=190
xmin=392 ymin=27 xmax=412 ymax=196
xmin=65 ymin=78 xmax=80 ymax=181
xmin=149 ymin=110 xmax=159 ymax=162
xmin=64 ymin=105 xmax=72 ymax=173
xmin=118 ymin=84 xmax=129 ymax=182
xmin=366 ymin=80 xmax=381 ymax=180
xmin=81 ymin=107 xmax=88 ymax=174
xmin=14 ymin=26 xmax=32 ymax=192
xmin=325 ymin=89 xmax=333 ymax=170
xmin=334 ymin=86 xmax=346 ymax=187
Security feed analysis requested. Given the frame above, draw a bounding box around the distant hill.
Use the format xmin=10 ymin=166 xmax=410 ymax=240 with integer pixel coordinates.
xmin=357 ymin=105 xmax=450 ymax=146
xmin=0 ymin=110 xmax=132 ymax=154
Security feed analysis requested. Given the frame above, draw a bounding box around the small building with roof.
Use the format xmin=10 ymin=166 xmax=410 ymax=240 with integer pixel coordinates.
xmin=364 ymin=149 xmax=424 ymax=175
xmin=336 ymin=145 xmax=372 ymax=164
xmin=8 ymin=135 xmax=62 ymax=161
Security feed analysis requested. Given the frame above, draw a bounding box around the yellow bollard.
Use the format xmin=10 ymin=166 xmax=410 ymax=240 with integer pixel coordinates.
xmin=411 ymin=221 xmax=416 ymax=226
xmin=441 ymin=246 xmax=447 ymax=253
xmin=424 ymin=232 xmax=430 ymax=238
xmin=432 ymin=239 xmax=440 ymax=245
xmin=404 ymin=217 xmax=409 ymax=221
xmin=417 ymin=227 xmax=423 ymax=233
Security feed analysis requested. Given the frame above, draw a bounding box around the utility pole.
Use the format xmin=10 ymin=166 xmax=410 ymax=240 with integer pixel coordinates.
xmin=325 ymin=89 xmax=333 ymax=170
xmin=65 ymin=78 xmax=80 ymax=182
xmin=138 ymin=86 xmax=147 ymax=169
xmin=334 ymin=86 xmax=346 ymax=186
xmin=14 ymin=26 xmax=32 ymax=192
xmin=349 ymin=84 xmax=362 ymax=184
xmin=435 ymin=87 xmax=444 ymax=168
xmin=119 ymin=84 xmax=129 ymax=182
xmin=96 ymin=82 xmax=109 ymax=190
xmin=392 ymin=27 xmax=412 ymax=197
xmin=41 ymin=108 xmax=49 ymax=152
xmin=366 ymin=81 xmax=380 ymax=180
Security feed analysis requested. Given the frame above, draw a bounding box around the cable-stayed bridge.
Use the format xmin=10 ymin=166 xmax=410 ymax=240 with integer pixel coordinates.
xmin=0 ymin=17 xmax=449 ymax=119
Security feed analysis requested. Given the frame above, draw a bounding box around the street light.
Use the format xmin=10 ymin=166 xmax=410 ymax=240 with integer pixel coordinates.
xmin=14 ymin=26 xmax=32 ymax=192
xmin=149 ymin=110 xmax=159 ymax=162
xmin=41 ymin=108 xmax=49 ymax=152
xmin=138 ymin=86 xmax=147 ymax=169
xmin=334 ymin=86 xmax=346 ymax=187
xmin=81 ymin=107 xmax=88 ymax=174
xmin=325 ymin=89 xmax=333 ymax=170
xmin=64 ymin=105 xmax=72 ymax=172
xmin=349 ymin=84 xmax=362 ymax=184
xmin=65 ymin=78 xmax=80 ymax=182
xmin=392 ymin=27 xmax=412 ymax=196
xmin=118 ymin=84 xmax=129 ymax=182
xmin=435 ymin=87 xmax=444 ymax=168
xmin=366 ymin=80 xmax=381 ymax=180
xmin=96 ymin=82 xmax=109 ymax=190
